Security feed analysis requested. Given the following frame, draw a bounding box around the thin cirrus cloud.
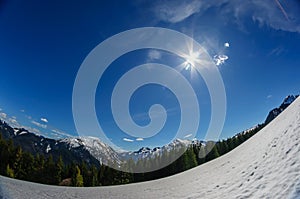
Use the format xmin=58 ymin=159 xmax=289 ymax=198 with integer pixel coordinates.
xmin=136 ymin=137 xmax=144 ymax=141
xmin=184 ymin=133 xmax=193 ymax=138
xmin=153 ymin=0 xmax=203 ymax=23
xmin=31 ymin=120 xmax=47 ymax=129
xmin=51 ymin=129 xmax=72 ymax=138
xmin=123 ymin=138 xmax=134 ymax=142
xmin=268 ymin=46 xmax=286 ymax=57
xmin=152 ymin=0 xmax=300 ymax=33
xmin=8 ymin=117 xmax=19 ymax=126
xmin=0 ymin=112 xmax=7 ymax=119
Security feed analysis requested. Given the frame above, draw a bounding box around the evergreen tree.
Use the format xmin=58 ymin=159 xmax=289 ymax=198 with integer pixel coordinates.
xmin=13 ymin=146 xmax=24 ymax=179
xmin=80 ymin=161 xmax=90 ymax=186
xmin=90 ymin=165 xmax=99 ymax=186
xmin=6 ymin=164 xmax=14 ymax=178
xmin=55 ymin=155 xmax=64 ymax=184
xmin=186 ymin=147 xmax=197 ymax=169
xmin=218 ymin=140 xmax=229 ymax=155
xmin=206 ymin=144 xmax=220 ymax=162
xmin=21 ymin=152 xmax=34 ymax=180
xmin=0 ymin=134 xmax=9 ymax=174
xmin=44 ymin=155 xmax=56 ymax=184
xmin=226 ymin=138 xmax=234 ymax=151
xmin=74 ymin=165 xmax=84 ymax=187
xmin=197 ymin=146 xmax=206 ymax=164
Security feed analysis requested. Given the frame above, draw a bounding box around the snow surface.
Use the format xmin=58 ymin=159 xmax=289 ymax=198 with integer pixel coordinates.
xmin=1 ymin=97 xmax=300 ymax=199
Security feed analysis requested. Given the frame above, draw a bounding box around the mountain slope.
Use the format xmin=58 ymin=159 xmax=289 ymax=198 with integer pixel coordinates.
xmin=1 ymin=97 xmax=300 ymax=198
xmin=265 ymin=95 xmax=298 ymax=124
xmin=0 ymin=121 xmax=101 ymax=167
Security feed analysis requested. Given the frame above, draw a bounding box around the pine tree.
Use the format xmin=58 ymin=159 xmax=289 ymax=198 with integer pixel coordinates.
xmin=13 ymin=146 xmax=24 ymax=179
xmin=6 ymin=164 xmax=14 ymax=178
xmin=75 ymin=165 xmax=84 ymax=187
xmin=186 ymin=147 xmax=197 ymax=169
xmin=55 ymin=156 xmax=64 ymax=184
xmin=45 ymin=155 xmax=56 ymax=184
xmin=226 ymin=138 xmax=234 ymax=151
xmin=0 ymin=134 xmax=9 ymax=174
xmin=21 ymin=152 xmax=34 ymax=180
xmin=204 ymin=141 xmax=219 ymax=162
xmin=218 ymin=140 xmax=229 ymax=155
xmin=80 ymin=161 xmax=90 ymax=186
xmin=90 ymin=165 xmax=99 ymax=186
xmin=197 ymin=145 xmax=206 ymax=164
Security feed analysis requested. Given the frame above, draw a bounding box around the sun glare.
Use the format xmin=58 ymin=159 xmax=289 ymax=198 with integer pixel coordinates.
xmin=183 ymin=51 xmax=200 ymax=70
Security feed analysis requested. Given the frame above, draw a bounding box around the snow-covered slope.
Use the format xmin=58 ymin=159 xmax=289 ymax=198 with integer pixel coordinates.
xmin=1 ymin=97 xmax=300 ymax=199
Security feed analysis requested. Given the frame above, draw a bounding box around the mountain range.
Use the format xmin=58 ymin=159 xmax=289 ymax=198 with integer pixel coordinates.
xmin=0 ymin=95 xmax=298 ymax=168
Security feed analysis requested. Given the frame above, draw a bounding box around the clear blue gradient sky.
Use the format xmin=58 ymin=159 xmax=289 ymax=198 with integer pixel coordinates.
xmin=0 ymin=0 xmax=299 ymax=150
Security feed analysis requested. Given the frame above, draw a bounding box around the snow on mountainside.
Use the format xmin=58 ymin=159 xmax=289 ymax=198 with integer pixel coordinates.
xmin=1 ymin=96 xmax=300 ymax=198
xmin=119 ymin=139 xmax=205 ymax=161
xmin=60 ymin=137 xmax=122 ymax=165
xmin=0 ymin=95 xmax=297 ymax=170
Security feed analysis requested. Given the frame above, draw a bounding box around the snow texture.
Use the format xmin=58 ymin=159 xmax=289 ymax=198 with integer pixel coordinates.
xmin=1 ymin=97 xmax=300 ymax=199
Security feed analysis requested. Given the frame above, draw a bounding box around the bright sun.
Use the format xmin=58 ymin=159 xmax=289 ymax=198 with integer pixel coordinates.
xmin=183 ymin=51 xmax=200 ymax=70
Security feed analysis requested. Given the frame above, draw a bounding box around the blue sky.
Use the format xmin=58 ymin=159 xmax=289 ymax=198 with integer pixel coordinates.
xmin=0 ymin=0 xmax=299 ymax=151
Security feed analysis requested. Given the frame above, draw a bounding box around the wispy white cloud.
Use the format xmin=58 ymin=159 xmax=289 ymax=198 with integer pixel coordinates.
xmin=0 ymin=112 xmax=7 ymax=119
xmin=20 ymin=109 xmax=25 ymax=113
xmin=147 ymin=49 xmax=162 ymax=60
xmin=136 ymin=137 xmax=144 ymax=141
xmin=154 ymin=0 xmax=203 ymax=23
xmin=132 ymin=106 xmax=178 ymax=122
xmin=224 ymin=42 xmax=230 ymax=48
xmin=123 ymin=138 xmax=134 ymax=142
xmin=268 ymin=46 xmax=286 ymax=56
xmin=51 ymin=129 xmax=72 ymax=138
xmin=153 ymin=0 xmax=300 ymax=33
xmin=184 ymin=133 xmax=193 ymax=138
xmin=40 ymin=117 xmax=48 ymax=123
xmin=267 ymin=95 xmax=273 ymax=99
xmin=31 ymin=120 xmax=47 ymax=129
xmin=24 ymin=126 xmax=41 ymax=135
xmin=8 ymin=117 xmax=20 ymax=127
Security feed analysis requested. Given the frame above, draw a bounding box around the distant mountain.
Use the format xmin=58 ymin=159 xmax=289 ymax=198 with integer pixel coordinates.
xmin=119 ymin=139 xmax=205 ymax=162
xmin=0 ymin=119 xmax=206 ymax=167
xmin=59 ymin=137 xmax=122 ymax=166
xmin=0 ymin=94 xmax=298 ymax=169
xmin=0 ymin=120 xmax=100 ymax=167
xmin=265 ymin=95 xmax=299 ymax=124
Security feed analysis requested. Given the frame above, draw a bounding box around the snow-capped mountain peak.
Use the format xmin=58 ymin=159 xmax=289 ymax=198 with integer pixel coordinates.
xmin=59 ymin=136 xmax=122 ymax=165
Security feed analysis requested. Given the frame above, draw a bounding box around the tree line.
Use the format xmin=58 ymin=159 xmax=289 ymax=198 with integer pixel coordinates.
xmin=0 ymin=124 xmax=265 ymax=186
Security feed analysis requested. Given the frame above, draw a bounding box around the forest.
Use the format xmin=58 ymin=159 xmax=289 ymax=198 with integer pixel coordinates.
xmin=0 ymin=124 xmax=265 ymax=187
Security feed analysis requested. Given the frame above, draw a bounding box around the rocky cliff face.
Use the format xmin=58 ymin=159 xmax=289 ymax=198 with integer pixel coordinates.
xmin=265 ymin=95 xmax=298 ymax=124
